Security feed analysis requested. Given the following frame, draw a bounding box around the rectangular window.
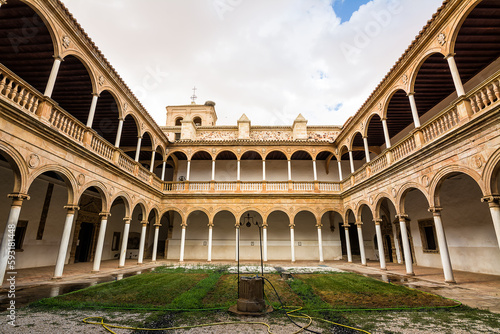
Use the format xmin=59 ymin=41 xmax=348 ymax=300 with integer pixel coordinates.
xmin=112 ymin=232 xmax=121 ymax=251
xmin=15 ymin=220 xmax=28 ymax=250
xmin=418 ymin=219 xmax=439 ymax=253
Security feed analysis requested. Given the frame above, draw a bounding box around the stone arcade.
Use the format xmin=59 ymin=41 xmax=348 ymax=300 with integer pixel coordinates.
xmin=0 ymin=0 xmax=499 ymax=285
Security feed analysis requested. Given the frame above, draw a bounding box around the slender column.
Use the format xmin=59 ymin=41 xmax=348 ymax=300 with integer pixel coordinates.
xmin=429 ymin=207 xmax=455 ymax=283
xmin=152 ymin=224 xmax=161 ymax=262
xmin=343 ymin=224 xmax=352 ymax=263
xmin=207 ymin=221 xmax=213 ymax=262
xmin=114 ymin=118 xmax=124 ymax=148
xmin=0 ymin=193 xmax=29 ymax=284
xmin=337 ymin=160 xmax=343 ymax=180
xmin=374 ymin=219 xmax=386 ymax=270
xmin=186 ymin=160 xmax=191 ymax=181
xmin=118 ymin=217 xmax=131 ymax=268
xmin=262 ymin=160 xmax=266 ymax=181
xmin=382 ymin=118 xmax=391 ymax=148
xmin=179 ymin=222 xmax=187 ymax=262
xmin=445 ymin=54 xmax=465 ymax=96
xmin=362 ymin=137 xmax=371 ymax=163
xmin=53 ymin=205 xmax=79 ymax=278
xmin=393 ymin=223 xmax=402 ymax=263
xmin=312 ymin=160 xmax=318 ymax=181
xmin=287 ymin=160 xmax=292 ymax=181
xmin=482 ymin=196 xmax=500 ymax=249
xmin=263 ymin=222 xmax=268 ymax=262
xmin=149 ymin=152 xmax=156 ymax=173
xmin=348 ymin=150 xmax=355 ymax=173
xmin=237 ymin=159 xmax=241 ymax=181
xmin=356 ymin=221 xmax=366 ymax=265
xmin=407 ymin=93 xmax=421 ymax=128
xmin=137 ymin=220 xmax=148 ymax=264
xmin=235 ymin=223 xmax=240 ymax=261
xmin=161 ymin=161 xmax=166 ymax=181
xmin=44 ymin=56 xmax=63 ymax=98
xmin=92 ymin=212 xmax=110 ymax=273
xmin=86 ymin=93 xmax=99 ymax=128
xmin=211 ymin=160 xmax=216 ymax=181
xmin=134 ymin=136 xmax=142 ymax=162
xmin=397 ymin=214 xmax=414 ymax=275
xmin=290 ymin=223 xmax=295 ymax=262
xmin=316 ymin=220 xmax=324 ymax=262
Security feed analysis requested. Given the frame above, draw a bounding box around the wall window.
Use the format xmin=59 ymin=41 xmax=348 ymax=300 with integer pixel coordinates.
xmin=418 ymin=219 xmax=439 ymax=253
xmin=15 ymin=220 xmax=28 ymax=250
xmin=112 ymin=232 xmax=121 ymax=251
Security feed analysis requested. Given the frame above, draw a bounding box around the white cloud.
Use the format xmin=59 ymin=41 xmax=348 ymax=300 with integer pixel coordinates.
xmin=60 ymin=0 xmax=443 ymax=126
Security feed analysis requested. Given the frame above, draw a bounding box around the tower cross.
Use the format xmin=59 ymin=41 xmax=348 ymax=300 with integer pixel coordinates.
xmin=190 ymin=86 xmax=197 ymax=104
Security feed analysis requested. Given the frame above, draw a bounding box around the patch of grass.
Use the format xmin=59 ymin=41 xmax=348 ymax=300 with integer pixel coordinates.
xmin=35 ymin=273 xmax=206 ymax=309
xmin=298 ymin=273 xmax=458 ymax=309
xmin=169 ymin=272 xmax=222 ymax=309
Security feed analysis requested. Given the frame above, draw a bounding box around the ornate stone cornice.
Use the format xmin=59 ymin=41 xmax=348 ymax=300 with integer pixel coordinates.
xmin=8 ymin=193 xmax=30 ymax=203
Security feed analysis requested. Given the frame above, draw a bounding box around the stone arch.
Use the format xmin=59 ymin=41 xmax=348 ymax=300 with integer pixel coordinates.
xmin=483 ymin=147 xmax=500 ymax=195
xmin=448 ymin=0 xmax=487 ymax=55
xmin=122 ymin=112 xmax=141 ymax=137
xmin=343 ymin=206 xmax=355 ymax=224
xmin=147 ymin=206 xmax=161 ymax=224
xmin=266 ymin=149 xmax=289 ymax=160
xmin=186 ymin=207 xmax=211 ymax=220
xmin=190 ymin=149 xmax=214 ymax=161
xmin=77 ymin=180 xmax=109 ymax=212
xmin=240 ymin=150 xmax=263 ymax=160
xmin=408 ymin=48 xmax=447 ymax=93
xmin=290 ymin=150 xmax=313 ymax=160
xmin=363 ymin=112 xmax=382 ymax=138
xmin=263 ymin=209 xmax=291 ymax=223
xmin=374 ymin=192 xmax=397 ymax=218
xmin=109 ymin=191 xmax=132 ymax=218
xmin=0 ymin=140 xmax=28 ymax=193
xmin=160 ymin=207 xmax=184 ymax=221
xmin=355 ymin=201 xmax=372 ymax=221
xmin=238 ymin=208 xmax=265 ymax=223
xmin=318 ymin=209 xmax=343 ymax=220
xmin=429 ymin=165 xmax=486 ymax=207
xmin=292 ymin=208 xmax=317 ymax=221
xmin=213 ymin=207 xmax=237 ymax=221
xmin=60 ymin=50 xmax=98 ymax=95
xmin=381 ymin=87 xmax=409 ymax=120
xmin=131 ymin=199 xmax=147 ymax=219
xmin=96 ymin=88 xmax=123 ymax=118
xmin=396 ymin=182 xmax=430 ymax=214
xmin=349 ymin=131 xmax=364 ymax=151
xmin=26 ymin=164 xmax=77 ymax=205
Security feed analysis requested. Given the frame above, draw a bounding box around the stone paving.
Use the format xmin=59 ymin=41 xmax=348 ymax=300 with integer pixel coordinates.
xmin=1 ymin=258 xmax=499 ymax=313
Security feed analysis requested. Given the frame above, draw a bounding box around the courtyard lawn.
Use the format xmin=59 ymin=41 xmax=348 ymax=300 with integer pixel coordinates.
xmin=36 ymin=266 xmax=457 ymax=311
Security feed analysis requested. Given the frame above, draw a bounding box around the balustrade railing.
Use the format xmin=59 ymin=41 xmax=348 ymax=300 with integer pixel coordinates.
xmin=90 ymin=133 xmax=114 ymax=161
xmin=0 ymin=65 xmax=41 ymax=114
xmin=152 ymin=176 xmax=162 ymax=190
xmin=370 ymin=154 xmax=387 ymax=174
xmin=189 ymin=182 xmax=211 ymax=191
xmin=215 ymin=182 xmax=237 ymax=191
xmin=240 ymin=182 xmax=263 ymax=192
xmin=118 ymin=152 xmax=136 ymax=174
xmin=318 ymin=182 xmax=340 ymax=192
xmin=293 ymin=182 xmax=314 ymax=191
xmin=421 ymin=108 xmax=459 ymax=144
xmin=392 ymin=135 xmax=416 ymax=162
xmin=164 ymin=182 xmax=185 ymax=191
xmin=267 ymin=182 xmax=289 ymax=191
xmin=48 ymin=105 xmax=86 ymax=143
xmin=353 ymin=168 xmax=367 ymax=183
xmin=137 ymin=166 xmax=150 ymax=182
xmin=469 ymin=72 xmax=500 ymax=114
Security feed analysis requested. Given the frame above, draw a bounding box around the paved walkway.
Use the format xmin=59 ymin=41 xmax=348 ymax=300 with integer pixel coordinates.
xmin=1 ymin=259 xmax=500 ymax=313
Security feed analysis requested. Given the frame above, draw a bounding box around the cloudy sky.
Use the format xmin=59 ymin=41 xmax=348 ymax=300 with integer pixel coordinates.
xmin=59 ymin=0 xmax=444 ymax=127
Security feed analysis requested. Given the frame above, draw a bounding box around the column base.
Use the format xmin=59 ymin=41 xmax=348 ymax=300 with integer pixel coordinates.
xmin=51 ymin=276 xmax=62 ymax=280
xmin=118 ymin=265 xmax=125 ymax=268
xmin=380 ymin=267 xmax=387 ymax=271
xmin=445 ymin=280 xmax=456 ymax=284
xmin=91 ymin=270 xmax=100 ymax=274
xmin=137 ymin=262 xmax=144 ymax=265
xmin=361 ymin=264 xmax=367 ymax=266
xmin=406 ymin=272 xmax=415 ymax=276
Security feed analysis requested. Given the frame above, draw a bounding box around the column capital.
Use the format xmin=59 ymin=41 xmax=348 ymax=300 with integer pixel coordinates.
xmin=8 ymin=192 xmax=30 ymax=202
xmin=154 ymin=223 xmax=161 ymax=227
xmin=0 ymin=0 xmax=8 ymax=6
xmin=208 ymin=222 xmax=214 ymax=228
xmin=91 ymin=92 xmax=100 ymax=97
xmin=428 ymin=207 xmax=442 ymax=215
xmin=342 ymin=223 xmax=350 ymax=229
xmin=262 ymin=221 xmax=268 ymax=228
xmin=123 ymin=217 xmax=132 ymax=223
xmin=99 ymin=212 xmax=111 ymax=218
xmin=289 ymin=222 xmax=295 ymax=228
xmin=396 ymin=214 xmax=409 ymax=221
xmin=407 ymin=91 xmax=415 ymax=96
xmin=316 ymin=222 xmax=323 ymax=228
xmin=181 ymin=221 xmax=187 ymax=228
xmin=373 ymin=218 xmax=383 ymax=225
xmin=52 ymin=55 xmax=64 ymax=62
xmin=481 ymin=195 xmax=500 ymax=206
xmin=355 ymin=220 xmax=363 ymax=226
xmin=444 ymin=53 xmax=456 ymax=60
xmin=381 ymin=117 xmax=387 ymax=122
xmin=63 ymin=205 xmax=80 ymax=213
xmin=140 ymin=220 xmax=149 ymax=226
